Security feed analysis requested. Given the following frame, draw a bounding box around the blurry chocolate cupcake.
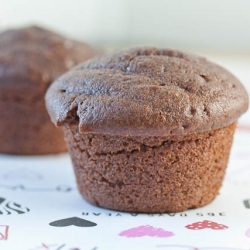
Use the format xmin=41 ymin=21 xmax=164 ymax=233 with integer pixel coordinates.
xmin=46 ymin=47 xmax=248 ymax=212
xmin=0 ymin=26 xmax=99 ymax=154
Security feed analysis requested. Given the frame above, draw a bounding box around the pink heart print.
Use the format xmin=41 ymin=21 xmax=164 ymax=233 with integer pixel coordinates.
xmin=119 ymin=225 xmax=174 ymax=238
xmin=185 ymin=220 xmax=228 ymax=230
xmin=245 ymin=227 xmax=250 ymax=237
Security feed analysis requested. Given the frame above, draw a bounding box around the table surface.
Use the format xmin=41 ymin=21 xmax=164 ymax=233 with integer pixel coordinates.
xmin=0 ymin=54 xmax=250 ymax=250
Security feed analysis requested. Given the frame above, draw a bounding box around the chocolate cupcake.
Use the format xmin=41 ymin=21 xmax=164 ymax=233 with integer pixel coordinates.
xmin=46 ymin=47 xmax=249 ymax=212
xmin=0 ymin=26 xmax=99 ymax=154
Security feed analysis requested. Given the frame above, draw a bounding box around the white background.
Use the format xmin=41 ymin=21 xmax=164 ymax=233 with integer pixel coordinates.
xmin=0 ymin=0 xmax=250 ymax=50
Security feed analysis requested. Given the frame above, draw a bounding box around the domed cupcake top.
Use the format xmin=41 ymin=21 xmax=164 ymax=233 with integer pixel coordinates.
xmin=0 ymin=26 xmax=99 ymax=87
xmin=46 ymin=47 xmax=249 ymax=136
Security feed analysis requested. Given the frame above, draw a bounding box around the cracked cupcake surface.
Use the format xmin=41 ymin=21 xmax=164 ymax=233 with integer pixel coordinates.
xmin=46 ymin=47 xmax=249 ymax=212
xmin=46 ymin=47 xmax=248 ymax=136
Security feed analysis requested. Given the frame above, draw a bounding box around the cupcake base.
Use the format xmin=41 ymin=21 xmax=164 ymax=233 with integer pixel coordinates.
xmin=64 ymin=122 xmax=236 ymax=213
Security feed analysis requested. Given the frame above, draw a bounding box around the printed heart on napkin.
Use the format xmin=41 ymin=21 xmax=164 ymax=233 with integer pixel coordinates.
xmin=243 ymin=199 xmax=250 ymax=209
xmin=2 ymin=168 xmax=43 ymax=181
xmin=245 ymin=227 xmax=250 ymax=238
xmin=119 ymin=225 xmax=174 ymax=238
xmin=49 ymin=217 xmax=97 ymax=227
xmin=185 ymin=220 xmax=228 ymax=230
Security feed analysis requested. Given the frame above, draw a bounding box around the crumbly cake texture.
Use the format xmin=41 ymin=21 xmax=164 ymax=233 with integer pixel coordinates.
xmin=46 ymin=47 xmax=248 ymax=212
xmin=0 ymin=26 xmax=99 ymax=154
xmin=46 ymin=47 xmax=248 ymax=136
xmin=65 ymin=122 xmax=236 ymax=213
